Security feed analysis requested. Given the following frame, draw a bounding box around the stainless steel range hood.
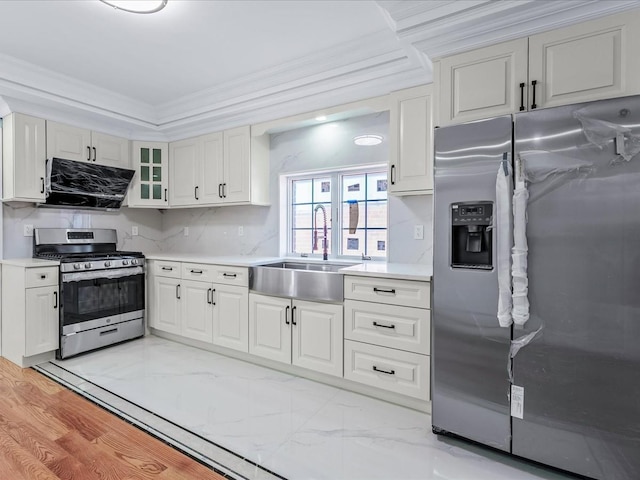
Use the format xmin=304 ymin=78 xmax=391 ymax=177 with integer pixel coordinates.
xmin=43 ymin=157 xmax=135 ymax=210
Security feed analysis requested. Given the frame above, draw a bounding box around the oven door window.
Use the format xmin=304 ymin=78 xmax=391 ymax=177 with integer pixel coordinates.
xmin=62 ymin=273 xmax=144 ymax=326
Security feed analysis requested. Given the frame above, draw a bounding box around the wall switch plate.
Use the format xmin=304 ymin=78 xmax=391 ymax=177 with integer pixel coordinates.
xmin=184 ymin=227 xmax=189 ymax=236
xmin=132 ymin=226 xmax=139 ymax=236
xmin=238 ymin=226 xmax=244 ymax=236
xmin=23 ymin=224 xmax=34 ymax=237
xmin=414 ymin=224 xmax=424 ymax=240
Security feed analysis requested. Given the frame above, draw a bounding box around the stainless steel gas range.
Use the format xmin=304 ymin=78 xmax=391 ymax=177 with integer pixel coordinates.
xmin=33 ymin=228 xmax=145 ymax=359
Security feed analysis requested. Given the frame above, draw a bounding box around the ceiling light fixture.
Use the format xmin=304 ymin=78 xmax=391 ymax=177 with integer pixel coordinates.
xmin=353 ymin=134 xmax=383 ymax=146
xmin=100 ymin=0 xmax=168 ymax=14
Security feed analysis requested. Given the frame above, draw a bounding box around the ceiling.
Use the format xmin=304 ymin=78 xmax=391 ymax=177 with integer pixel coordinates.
xmin=0 ymin=0 xmax=639 ymax=140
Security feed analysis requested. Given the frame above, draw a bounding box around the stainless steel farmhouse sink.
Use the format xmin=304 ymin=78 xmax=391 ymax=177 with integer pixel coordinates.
xmin=249 ymin=261 xmax=357 ymax=302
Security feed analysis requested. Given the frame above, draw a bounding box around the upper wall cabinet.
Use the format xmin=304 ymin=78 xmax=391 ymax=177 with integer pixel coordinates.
xmin=436 ymin=10 xmax=640 ymax=126
xmin=388 ymin=85 xmax=434 ymax=195
xmin=169 ymin=126 xmax=270 ymax=208
xmin=2 ymin=113 xmax=47 ymax=202
xmin=46 ymin=121 xmax=130 ymax=169
xmin=128 ymin=141 xmax=169 ymax=208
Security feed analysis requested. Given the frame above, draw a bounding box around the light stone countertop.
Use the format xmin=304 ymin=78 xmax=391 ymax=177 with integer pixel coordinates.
xmin=339 ymin=262 xmax=432 ymax=281
xmin=144 ymin=253 xmax=282 ymax=267
xmin=0 ymin=258 xmax=60 ymax=268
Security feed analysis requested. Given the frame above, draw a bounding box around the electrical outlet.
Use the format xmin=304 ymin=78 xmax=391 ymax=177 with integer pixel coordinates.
xmin=23 ymin=224 xmax=34 ymax=237
xmin=184 ymin=227 xmax=189 ymax=236
xmin=132 ymin=226 xmax=139 ymax=236
xmin=238 ymin=226 xmax=244 ymax=236
xmin=414 ymin=224 xmax=424 ymax=240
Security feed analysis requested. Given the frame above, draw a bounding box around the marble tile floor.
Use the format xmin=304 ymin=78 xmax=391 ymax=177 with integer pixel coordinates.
xmin=37 ymin=336 xmax=579 ymax=480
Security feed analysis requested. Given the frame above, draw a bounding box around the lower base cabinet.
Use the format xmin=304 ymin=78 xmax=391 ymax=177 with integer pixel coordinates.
xmin=248 ymin=293 xmax=343 ymax=377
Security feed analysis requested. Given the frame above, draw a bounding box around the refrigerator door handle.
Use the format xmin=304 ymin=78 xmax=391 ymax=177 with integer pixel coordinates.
xmin=496 ymin=151 xmax=514 ymax=328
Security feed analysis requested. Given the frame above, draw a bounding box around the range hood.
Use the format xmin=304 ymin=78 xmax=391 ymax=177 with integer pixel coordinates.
xmin=44 ymin=157 xmax=135 ymax=210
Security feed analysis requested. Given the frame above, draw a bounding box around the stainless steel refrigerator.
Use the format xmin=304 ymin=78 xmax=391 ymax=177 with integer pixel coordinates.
xmin=432 ymin=95 xmax=640 ymax=480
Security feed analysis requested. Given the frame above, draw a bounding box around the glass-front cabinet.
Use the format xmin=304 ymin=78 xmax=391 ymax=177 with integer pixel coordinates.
xmin=128 ymin=141 xmax=169 ymax=207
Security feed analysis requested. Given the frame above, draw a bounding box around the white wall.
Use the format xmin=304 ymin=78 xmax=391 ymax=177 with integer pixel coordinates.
xmin=159 ymin=111 xmax=433 ymax=265
xmin=3 ymin=204 xmax=163 ymax=258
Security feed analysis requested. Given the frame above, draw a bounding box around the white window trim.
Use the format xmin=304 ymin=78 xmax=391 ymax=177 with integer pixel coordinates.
xmin=280 ymin=164 xmax=387 ymax=261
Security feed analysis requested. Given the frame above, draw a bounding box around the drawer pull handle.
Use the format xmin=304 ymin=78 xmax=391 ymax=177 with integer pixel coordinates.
xmin=190 ymin=269 xmax=203 ymax=274
xmin=161 ymin=267 xmax=173 ymax=271
xmin=373 ymin=321 xmax=395 ymax=329
xmin=223 ymin=273 xmax=237 ymax=278
xmin=373 ymin=287 xmax=396 ymax=295
xmin=373 ymin=366 xmax=395 ymax=376
xmin=40 ymin=274 xmax=47 ymax=279
xmin=100 ymin=328 xmax=118 ymax=336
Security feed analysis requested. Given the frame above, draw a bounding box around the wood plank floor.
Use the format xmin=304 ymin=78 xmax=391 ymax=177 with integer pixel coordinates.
xmin=0 ymin=357 xmax=227 ymax=480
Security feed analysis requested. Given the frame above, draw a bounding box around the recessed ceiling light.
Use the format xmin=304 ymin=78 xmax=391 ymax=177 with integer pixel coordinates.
xmin=315 ymin=115 xmax=327 ymax=122
xmin=100 ymin=0 xmax=168 ymax=14
xmin=353 ymin=135 xmax=383 ymax=146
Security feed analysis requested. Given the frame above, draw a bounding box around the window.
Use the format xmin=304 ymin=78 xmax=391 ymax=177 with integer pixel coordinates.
xmin=286 ymin=166 xmax=387 ymax=259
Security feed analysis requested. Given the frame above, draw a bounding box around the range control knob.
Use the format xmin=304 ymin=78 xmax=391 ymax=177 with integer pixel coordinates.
xmin=122 ymin=259 xmax=130 ymax=266
xmin=84 ymin=263 xmax=92 ymax=269
xmin=73 ymin=263 xmax=82 ymax=270
xmin=104 ymin=261 xmax=112 ymax=268
xmin=131 ymin=258 xmax=139 ymax=265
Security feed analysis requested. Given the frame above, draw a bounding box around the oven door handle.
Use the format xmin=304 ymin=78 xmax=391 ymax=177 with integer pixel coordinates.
xmin=61 ymin=266 xmax=144 ymax=282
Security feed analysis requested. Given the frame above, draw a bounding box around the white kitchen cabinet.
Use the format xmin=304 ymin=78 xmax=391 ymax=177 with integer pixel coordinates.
xmin=212 ymin=284 xmax=249 ymax=352
xmin=388 ymin=85 xmax=434 ymax=195
xmin=249 ymin=293 xmax=343 ymax=377
xmin=436 ymin=10 xmax=640 ymax=126
xmin=2 ymin=113 xmax=47 ymax=202
xmin=169 ymin=132 xmax=223 ymax=207
xmin=169 ymin=126 xmax=269 ymax=207
xmin=343 ymin=274 xmax=431 ymax=400
xmin=25 ymin=286 xmax=59 ymax=357
xmin=1 ymin=263 xmax=59 ymax=368
xmin=128 ymin=141 xmax=169 ymax=207
xmin=148 ymin=260 xmax=249 ymax=352
xmin=46 ymin=121 xmax=130 ymax=168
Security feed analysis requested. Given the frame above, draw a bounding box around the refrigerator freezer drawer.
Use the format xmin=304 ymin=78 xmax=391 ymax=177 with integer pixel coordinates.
xmin=344 ymin=300 xmax=430 ymax=354
xmin=344 ymin=340 xmax=430 ymax=400
xmin=344 ymin=276 xmax=430 ymax=309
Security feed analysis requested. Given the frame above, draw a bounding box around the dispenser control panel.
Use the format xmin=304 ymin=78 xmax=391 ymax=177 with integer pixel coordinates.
xmin=452 ymin=203 xmax=492 ymax=225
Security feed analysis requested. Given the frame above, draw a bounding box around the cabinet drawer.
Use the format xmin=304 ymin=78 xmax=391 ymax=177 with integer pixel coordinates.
xmin=181 ymin=263 xmax=217 ymax=282
xmin=344 ymin=340 xmax=430 ymax=400
xmin=344 ymin=300 xmax=430 ymax=354
xmin=25 ymin=267 xmax=58 ymax=288
xmin=212 ymin=265 xmax=248 ymax=287
xmin=344 ymin=276 xmax=430 ymax=309
xmin=151 ymin=260 xmax=181 ymax=278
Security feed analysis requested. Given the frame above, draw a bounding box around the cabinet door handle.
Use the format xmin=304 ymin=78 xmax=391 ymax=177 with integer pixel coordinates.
xmin=373 ymin=321 xmax=395 ymax=329
xmin=190 ymin=269 xmax=203 ymax=274
xmin=211 ymin=288 xmax=216 ymax=306
xmin=164 ymin=188 xmax=168 ymax=202
xmin=207 ymin=288 xmax=212 ymax=304
xmin=40 ymin=177 xmax=45 ymax=194
xmin=373 ymin=287 xmax=396 ymax=295
xmin=519 ymin=82 xmax=525 ymax=111
xmin=531 ymin=80 xmax=538 ymax=109
xmin=194 ymin=186 xmax=199 ymax=200
xmin=373 ymin=366 xmax=395 ymax=376
xmin=223 ymin=183 xmax=227 ymax=198
xmin=176 ymin=284 xmax=181 ymax=299
xmin=390 ymin=165 xmax=396 ymax=185
xmin=223 ymin=273 xmax=236 ymax=278
xmin=87 ymin=146 xmax=91 ymax=161
xmin=161 ymin=266 xmax=173 ymax=271
xmin=285 ymin=305 xmax=290 ymax=325
xmin=92 ymin=146 xmax=97 ymax=162
xmin=291 ymin=305 xmax=297 ymax=326
xmin=218 ymin=184 xmax=223 ymax=198
xmin=53 ymin=291 xmax=58 ymax=309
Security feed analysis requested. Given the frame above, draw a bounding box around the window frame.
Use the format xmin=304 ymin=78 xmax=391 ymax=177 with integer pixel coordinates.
xmin=283 ymin=164 xmax=388 ymax=261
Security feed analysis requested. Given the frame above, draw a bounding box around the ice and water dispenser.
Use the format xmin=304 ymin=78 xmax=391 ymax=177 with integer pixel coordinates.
xmin=451 ymin=202 xmax=493 ymax=270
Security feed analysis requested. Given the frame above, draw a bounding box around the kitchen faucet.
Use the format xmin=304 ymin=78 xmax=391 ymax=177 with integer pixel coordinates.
xmin=313 ymin=204 xmax=328 ymax=260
